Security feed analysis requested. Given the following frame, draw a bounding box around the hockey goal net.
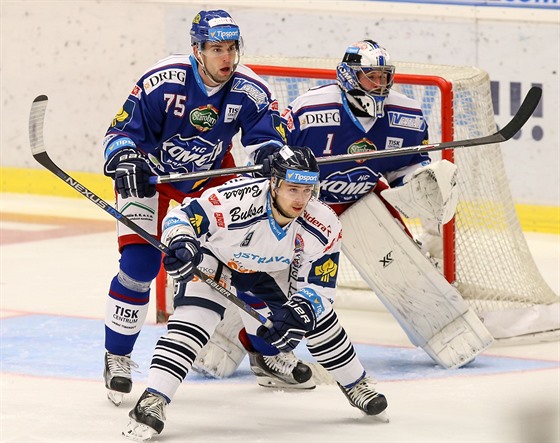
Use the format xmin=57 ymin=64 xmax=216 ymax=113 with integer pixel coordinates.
xmin=156 ymin=57 xmax=559 ymax=342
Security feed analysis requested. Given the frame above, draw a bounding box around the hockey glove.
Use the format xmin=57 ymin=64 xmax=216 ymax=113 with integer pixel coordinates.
xmin=253 ymin=142 xmax=282 ymax=177
xmin=104 ymin=148 xmax=156 ymax=199
xmin=163 ymin=235 xmax=203 ymax=283
xmin=382 ymin=160 xmax=458 ymax=224
xmin=256 ymin=295 xmax=317 ymax=352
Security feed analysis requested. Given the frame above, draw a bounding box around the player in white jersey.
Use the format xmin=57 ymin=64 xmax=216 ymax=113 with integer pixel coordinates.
xmin=197 ymin=40 xmax=491 ymax=373
xmin=100 ymin=9 xmax=293 ymax=405
xmin=122 ymin=146 xmax=388 ymax=441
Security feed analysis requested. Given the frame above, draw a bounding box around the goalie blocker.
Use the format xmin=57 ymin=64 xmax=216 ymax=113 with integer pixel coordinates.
xmin=340 ymin=189 xmax=493 ymax=368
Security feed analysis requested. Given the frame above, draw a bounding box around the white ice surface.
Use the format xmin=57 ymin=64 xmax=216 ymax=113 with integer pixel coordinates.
xmin=1 ymin=193 xmax=559 ymax=443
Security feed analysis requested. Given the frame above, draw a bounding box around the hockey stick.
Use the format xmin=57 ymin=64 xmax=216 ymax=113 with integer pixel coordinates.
xmin=28 ymin=94 xmax=272 ymax=329
xmin=149 ymin=86 xmax=542 ymax=185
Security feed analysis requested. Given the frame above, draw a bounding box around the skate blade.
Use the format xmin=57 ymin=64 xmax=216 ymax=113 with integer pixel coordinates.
xmin=256 ymin=376 xmax=316 ymax=390
xmin=364 ymin=410 xmax=390 ymax=423
xmin=107 ymin=390 xmax=124 ymax=406
xmin=122 ymin=419 xmax=159 ymax=442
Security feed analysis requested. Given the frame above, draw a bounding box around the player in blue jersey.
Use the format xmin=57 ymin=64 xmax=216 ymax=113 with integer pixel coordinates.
xmin=100 ymin=9 xmax=288 ymax=406
xmin=279 ymin=39 xmax=458 ymax=259
xmin=122 ymin=146 xmax=388 ymax=441
xmin=282 ymin=39 xmax=432 ymax=214
xmin=275 ymin=41 xmax=470 ymax=368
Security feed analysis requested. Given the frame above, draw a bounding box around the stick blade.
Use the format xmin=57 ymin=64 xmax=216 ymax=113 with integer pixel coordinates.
xmin=499 ymin=86 xmax=542 ymax=141
xmin=29 ymin=95 xmax=49 ymax=156
xmin=33 ymin=94 xmax=48 ymax=103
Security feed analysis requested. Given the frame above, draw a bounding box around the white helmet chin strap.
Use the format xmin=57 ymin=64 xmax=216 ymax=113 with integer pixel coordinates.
xmin=347 ymin=91 xmax=385 ymax=118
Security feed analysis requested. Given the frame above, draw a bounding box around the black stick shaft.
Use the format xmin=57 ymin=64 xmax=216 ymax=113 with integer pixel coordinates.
xmin=28 ymin=95 xmax=272 ymax=327
xmin=149 ymin=86 xmax=542 ymax=184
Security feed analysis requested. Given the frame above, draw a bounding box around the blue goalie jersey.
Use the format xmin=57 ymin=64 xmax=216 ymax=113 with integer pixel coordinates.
xmin=282 ymin=83 xmax=429 ymax=206
xmin=103 ymin=54 xmax=284 ymax=194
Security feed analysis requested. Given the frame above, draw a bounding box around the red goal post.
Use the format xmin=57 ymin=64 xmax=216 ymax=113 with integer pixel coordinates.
xmin=155 ymin=58 xmax=559 ymax=343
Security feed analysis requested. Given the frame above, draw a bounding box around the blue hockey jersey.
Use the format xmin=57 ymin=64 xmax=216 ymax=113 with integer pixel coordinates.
xmin=282 ymin=83 xmax=429 ymax=206
xmin=103 ymin=54 xmax=284 ymax=194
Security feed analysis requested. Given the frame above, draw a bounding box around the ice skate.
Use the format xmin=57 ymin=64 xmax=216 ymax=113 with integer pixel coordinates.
xmin=104 ymin=352 xmax=138 ymax=406
xmin=123 ymin=390 xmax=167 ymax=442
xmin=248 ymin=351 xmax=316 ymax=389
xmin=338 ymin=376 xmax=389 ymax=421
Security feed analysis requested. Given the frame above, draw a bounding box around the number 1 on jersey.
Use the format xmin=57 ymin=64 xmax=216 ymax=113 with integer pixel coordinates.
xmin=323 ymin=133 xmax=334 ymax=155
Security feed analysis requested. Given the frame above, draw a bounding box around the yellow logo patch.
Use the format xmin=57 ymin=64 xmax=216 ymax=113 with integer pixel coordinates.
xmin=112 ymin=107 xmax=129 ymax=127
xmin=189 ymin=213 xmax=204 ymax=235
xmin=315 ymin=258 xmax=338 ymax=283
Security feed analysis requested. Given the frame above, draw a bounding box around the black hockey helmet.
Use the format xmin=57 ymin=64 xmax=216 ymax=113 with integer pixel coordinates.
xmin=270 ymin=145 xmax=320 ymax=197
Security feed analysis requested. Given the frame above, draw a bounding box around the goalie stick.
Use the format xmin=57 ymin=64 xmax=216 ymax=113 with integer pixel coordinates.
xmin=28 ymin=94 xmax=273 ymax=329
xmin=148 ymin=86 xmax=542 ymax=184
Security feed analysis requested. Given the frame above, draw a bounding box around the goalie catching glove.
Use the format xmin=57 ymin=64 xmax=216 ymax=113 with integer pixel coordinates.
xmin=257 ymin=295 xmax=317 ymax=352
xmin=104 ymin=148 xmax=156 ymax=199
xmin=381 ymin=159 xmax=458 ymax=224
xmin=163 ymin=235 xmax=203 ymax=283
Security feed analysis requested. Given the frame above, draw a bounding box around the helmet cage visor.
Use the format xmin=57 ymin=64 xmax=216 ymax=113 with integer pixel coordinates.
xmin=336 ymin=41 xmax=395 ymax=116
xmin=357 ymin=65 xmax=395 ymax=96
xmin=337 ymin=61 xmax=394 ymax=117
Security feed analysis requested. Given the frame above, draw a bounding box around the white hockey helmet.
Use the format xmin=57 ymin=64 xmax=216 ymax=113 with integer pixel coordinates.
xmin=336 ymin=40 xmax=395 ymax=118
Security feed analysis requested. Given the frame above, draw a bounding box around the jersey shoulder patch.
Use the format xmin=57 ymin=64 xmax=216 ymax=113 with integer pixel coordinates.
xmin=140 ymin=54 xmax=190 ymax=96
xmin=231 ymin=65 xmax=276 ymax=111
xmin=298 ymin=199 xmax=342 ymax=245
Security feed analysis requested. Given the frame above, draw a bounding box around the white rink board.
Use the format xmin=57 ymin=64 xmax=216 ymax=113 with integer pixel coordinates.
xmin=1 ymin=0 xmax=558 ymax=205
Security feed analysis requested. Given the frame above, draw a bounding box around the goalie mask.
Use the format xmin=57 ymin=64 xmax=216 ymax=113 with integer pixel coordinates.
xmin=190 ymin=10 xmax=243 ymax=83
xmin=271 ymin=145 xmax=320 ymax=199
xmin=336 ymin=40 xmax=395 ymax=118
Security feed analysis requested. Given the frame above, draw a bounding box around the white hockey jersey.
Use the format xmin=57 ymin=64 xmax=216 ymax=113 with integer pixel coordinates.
xmin=161 ymin=177 xmax=343 ymax=319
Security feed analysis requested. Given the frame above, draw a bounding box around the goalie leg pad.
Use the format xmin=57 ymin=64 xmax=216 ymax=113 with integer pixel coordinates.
xmin=340 ymin=192 xmax=493 ymax=369
xmin=192 ymin=303 xmax=246 ymax=379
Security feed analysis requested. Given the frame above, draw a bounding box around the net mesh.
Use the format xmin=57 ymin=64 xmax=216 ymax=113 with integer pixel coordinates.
xmin=237 ymin=57 xmax=559 ymax=326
